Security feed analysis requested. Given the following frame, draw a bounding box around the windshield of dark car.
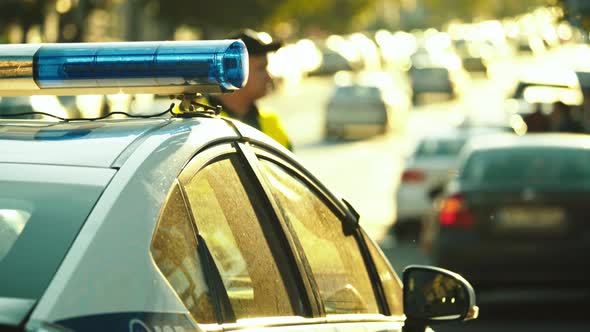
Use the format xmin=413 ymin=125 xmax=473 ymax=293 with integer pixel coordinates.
xmin=460 ymin=147 xmax=590 ymax=184
xmin=411 ymin=68 xmax=450 ymax=82
xmin=0 ymin=168 xmax=106 ymax=300
xmin=333 ymin=86 xmax=381 ymax=100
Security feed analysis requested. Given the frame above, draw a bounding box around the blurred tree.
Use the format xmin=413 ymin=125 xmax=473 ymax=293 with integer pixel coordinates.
xmin=0 ymin=0 xmax=45 ymax=43
xmin=271 ymin=0 xmax=379 ymax=34
xmin=157 ymin=0 xmax=283 ymax=37
xmin=421 ymin=0 xmax=546 ymax=26
xmin=557 ymin=0 xmax=590 ymax=33
xmin=422 ymin=0 xmax=479 ymax=26
xmin=0 ymin=0 xmax=109 ymax=43
xmin=155 ymin=0 xmax=378 ymax=37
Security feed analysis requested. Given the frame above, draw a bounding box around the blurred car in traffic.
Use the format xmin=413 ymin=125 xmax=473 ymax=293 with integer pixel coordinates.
xmin=425 ymin=133 xmax=590 ymax=290
xmin=461 ymin=56 xmax=488 ymax=76
xmin=0 ymin=40 xmax=479 ymax=332
xmin=324 ymin=81 xmax=395 ymax=139
xmin=309 ymin=49 xmax=353 ymax=76
xmin=452 ymin=39 xmax=490 ymax=77
xmin=308 ymin=38 xmax=363 ymax=77
xmin=409 ymin=65 xmax=461 ymax=105
xmin=395 ymin=127 xmax=506 ymax=239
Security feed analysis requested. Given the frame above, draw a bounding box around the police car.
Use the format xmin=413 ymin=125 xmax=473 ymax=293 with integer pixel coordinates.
xmin=0 ymin=41 xmax=478 ymax=332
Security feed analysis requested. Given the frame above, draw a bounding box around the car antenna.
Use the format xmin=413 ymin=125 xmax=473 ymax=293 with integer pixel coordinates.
xmin=169 ymin=93 xmax=223 ymax=118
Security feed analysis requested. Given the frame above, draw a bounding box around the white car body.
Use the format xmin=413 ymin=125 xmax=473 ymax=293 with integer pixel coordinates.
xmin=396 ymin=156 xmax=459 ymax=222
xmin=1 ymin=116 xmax=409 ymax=332
xmin=396 ymin=127 xmax=507 ymax=229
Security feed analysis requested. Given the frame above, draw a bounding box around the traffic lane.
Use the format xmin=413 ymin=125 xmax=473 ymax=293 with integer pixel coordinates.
xmin=262 ymin=68 xmax=508 ymax=150
xmin=263 ymin=73 xmax=590 ymax=331
xmin=260 ymin=59 xmax=590 ymax=330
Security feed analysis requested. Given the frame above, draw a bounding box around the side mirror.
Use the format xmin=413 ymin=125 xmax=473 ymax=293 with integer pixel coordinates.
xmin=403 ymin=265 xmax=478 ymax=324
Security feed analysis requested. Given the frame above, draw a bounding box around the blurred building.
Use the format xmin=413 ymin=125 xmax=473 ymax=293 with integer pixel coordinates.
xmin=561 ymin=0 xmax=590 ymax=34
xmin=399 ymin=0 xmax=428 ymax=30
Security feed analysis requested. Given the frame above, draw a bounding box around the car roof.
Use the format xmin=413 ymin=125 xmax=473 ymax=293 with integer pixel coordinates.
xmin=0 ymin=118 xmax=170 ymax=168
xmin=466 ymin=133 xmax=590 ymax=152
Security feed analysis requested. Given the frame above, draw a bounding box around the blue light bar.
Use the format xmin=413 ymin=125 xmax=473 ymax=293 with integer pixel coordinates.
xmin=0 ymin=40 xmax=248 ymax=96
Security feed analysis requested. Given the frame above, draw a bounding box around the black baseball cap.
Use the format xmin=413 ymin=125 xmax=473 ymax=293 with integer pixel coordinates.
xmin=228 ymin=29 xmax=282 ymax=56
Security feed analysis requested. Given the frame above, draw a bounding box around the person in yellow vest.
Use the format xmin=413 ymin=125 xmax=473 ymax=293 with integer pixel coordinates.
xmin=208 ymin=29 xmax=293 ymax=151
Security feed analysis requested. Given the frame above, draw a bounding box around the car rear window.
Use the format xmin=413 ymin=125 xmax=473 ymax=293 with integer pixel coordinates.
xmin=460 ymin=148 xmax=590 ymax=184
xmin=411 ymin=68 xmax=449 ymax=81
xmin=333 ymin=86 xmax=381 ymax=101
xmin=415 ymin=138 xmax=466 ymax=158
xmin=0 ymin=164 xmax=112 ymax=300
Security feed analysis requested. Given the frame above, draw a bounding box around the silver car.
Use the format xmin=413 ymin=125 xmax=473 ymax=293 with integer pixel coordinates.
xmin=325 ymin=84 xmax=393 ymax=139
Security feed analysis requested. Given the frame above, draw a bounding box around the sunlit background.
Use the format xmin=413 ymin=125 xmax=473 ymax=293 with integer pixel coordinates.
xmin=2 ymin=2 xmax=590 ymax=329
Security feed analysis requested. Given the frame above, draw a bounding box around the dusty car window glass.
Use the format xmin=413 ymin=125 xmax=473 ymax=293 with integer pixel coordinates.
xmin=260 ymin=159 xmax=379 ymax=315
xmin=151 ymin=183 xmax=216 ymax=324
xmin=185 ymin=157 xmax=297 ymax=319
xmin=362 ymin=231 xmax=403 ymax=316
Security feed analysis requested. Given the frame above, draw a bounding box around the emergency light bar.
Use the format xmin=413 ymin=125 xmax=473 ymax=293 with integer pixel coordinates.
xmin=0 ymin=40 xmax=248 ymax=96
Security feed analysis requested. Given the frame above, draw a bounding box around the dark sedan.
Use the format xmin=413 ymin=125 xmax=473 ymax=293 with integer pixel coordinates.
xmin=427 ymin=133 xmax=590 ymax=290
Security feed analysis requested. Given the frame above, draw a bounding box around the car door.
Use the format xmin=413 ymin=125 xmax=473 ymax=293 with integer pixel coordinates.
xmin=152 ymin=141 xmax=404 ymax=332
xmin=159 ymin=141 xmax=323 ymax=331
xmin=243 ymin=143 xmax=405 ymax=332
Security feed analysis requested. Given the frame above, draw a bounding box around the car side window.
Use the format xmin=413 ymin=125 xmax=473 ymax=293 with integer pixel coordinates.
xmin=362 ymin=231 xmax=404 ymax=316
xmin=259 ymin=159 xmax=380 ymax=315
xmin=151 ymin=182 xmax=216 ymax=324
xmin=183 ymin=155 xmax=300 ymax=320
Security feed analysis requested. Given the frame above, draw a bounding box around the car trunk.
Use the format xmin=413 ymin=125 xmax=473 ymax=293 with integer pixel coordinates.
xmin=461 ymin=183 xmax=590 ymax=243
xmin=326 ymin=102 xmax=387 ymax=125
